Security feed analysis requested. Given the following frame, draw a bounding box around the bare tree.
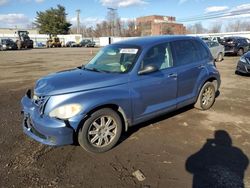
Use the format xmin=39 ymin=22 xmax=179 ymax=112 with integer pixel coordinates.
xmin=209 ymin=22 xmax=222 ymax=33
xmin=225 ymin=20 xmax=242 ymax=32
xmin=225 ymin=20 xmax=250 ymax=32
xmin=186 ymin=22 xmax=207 ymax=34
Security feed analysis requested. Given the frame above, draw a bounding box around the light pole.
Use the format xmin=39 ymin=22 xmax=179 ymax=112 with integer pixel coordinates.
xmin=76 ymin=9 xmax=81 ymax=34
xmin=107 ymin=7 xmax=117 ymax=36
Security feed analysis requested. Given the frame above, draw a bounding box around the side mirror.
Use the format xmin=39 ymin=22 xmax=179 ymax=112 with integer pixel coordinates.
xmin=138 ymin=65 xmax=158 ymax=75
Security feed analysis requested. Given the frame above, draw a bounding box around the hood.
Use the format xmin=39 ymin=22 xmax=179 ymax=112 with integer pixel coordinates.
xmin=34 ymin=68 xmax=128 ymax=96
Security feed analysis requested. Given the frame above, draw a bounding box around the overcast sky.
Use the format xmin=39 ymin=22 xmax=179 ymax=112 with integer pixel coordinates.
xmin=0 ymin=0 xmax=250 ymax=29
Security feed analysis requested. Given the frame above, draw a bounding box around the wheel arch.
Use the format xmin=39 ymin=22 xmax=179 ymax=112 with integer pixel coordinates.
xmin=196 ymin=77 xmax=219 ymax=102
xmin=77 ymin=103 xmax=129 ymax=134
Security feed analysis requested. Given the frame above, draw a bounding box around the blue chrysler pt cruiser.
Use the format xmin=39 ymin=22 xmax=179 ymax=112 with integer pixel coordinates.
xmin=21 ymin=36 xmax=220 ymax=153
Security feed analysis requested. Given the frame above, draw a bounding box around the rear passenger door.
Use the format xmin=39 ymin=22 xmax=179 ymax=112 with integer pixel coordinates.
xmin=171 ymin=39 xmax=209 ymax=107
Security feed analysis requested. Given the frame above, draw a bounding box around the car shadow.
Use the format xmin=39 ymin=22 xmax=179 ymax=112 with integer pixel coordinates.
xmin=119 ymin=89 xmax=221 ymax=144
xmin=235 ymin=72 xmax=250 ymax=77
xmin=119 ymin=104 xmax=194 ymax=143
xmin=186 ymin=130 xmax=249 ymax=188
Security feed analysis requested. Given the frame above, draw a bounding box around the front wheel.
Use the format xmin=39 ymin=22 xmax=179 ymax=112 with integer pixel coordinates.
xmin=78 ymin=108 xmax=122 ymax=153
xmin=195 ymin=82 xmax=216 ymax=110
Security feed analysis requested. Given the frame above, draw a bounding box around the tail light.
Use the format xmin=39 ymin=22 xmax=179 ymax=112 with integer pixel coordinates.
xmin=227 ymin=41 xmax=236 ymax=46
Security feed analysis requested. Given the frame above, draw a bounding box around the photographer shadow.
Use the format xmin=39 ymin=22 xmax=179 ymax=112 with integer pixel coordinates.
xmin=186 ymin=130 xmax=249 ymax=188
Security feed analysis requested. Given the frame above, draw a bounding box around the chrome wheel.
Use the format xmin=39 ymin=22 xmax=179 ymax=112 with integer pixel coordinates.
xmin=202 ymin=86 xmax=214 ymax=107
xmin=88 ymin=116 xmax=117 ymax=147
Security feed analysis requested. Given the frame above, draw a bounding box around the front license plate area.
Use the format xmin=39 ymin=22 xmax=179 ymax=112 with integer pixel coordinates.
xmin=23 ymin=114 xmax=46 ymax=139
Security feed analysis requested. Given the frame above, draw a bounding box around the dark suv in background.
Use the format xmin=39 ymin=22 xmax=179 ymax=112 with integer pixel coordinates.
xmin=0 ymin=38 xmax=17 ymax=51
xmin=80 ymin=39 xmax=95 ymax=47
xmin=223 ymin=37 xmax=249 ymax=56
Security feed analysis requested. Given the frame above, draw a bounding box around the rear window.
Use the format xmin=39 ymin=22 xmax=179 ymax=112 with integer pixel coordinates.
xmin=192 ymin=40 xmax=210 ymax=60
xmin=225 ymin=38 xmax=235 ymax=43
xmin=172 ymin=39 xmax=209 ymax=66
xmin=172 ymin=40 xmax=197 ymax=66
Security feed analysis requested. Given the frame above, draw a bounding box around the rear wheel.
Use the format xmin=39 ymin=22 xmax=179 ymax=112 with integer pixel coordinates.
xmin=195 ymin=82 xmax=216 ymax=110
xmin=78 ymin=108 xmax=122 ymax=153
xmin=238 ymin=48 xmax=244 ymax=56
xmin=216 ymin=52 xmax=223 ymax=62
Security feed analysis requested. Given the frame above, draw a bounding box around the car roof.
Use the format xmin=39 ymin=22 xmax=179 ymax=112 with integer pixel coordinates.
xmin=113 ymin=35 xmax=199 ymax=48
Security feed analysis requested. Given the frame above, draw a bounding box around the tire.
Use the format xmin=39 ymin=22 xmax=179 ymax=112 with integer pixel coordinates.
xmin=216 ymin=53 xmax=223 ymax=62
xmin=237 ymin=48 xmax=244 ymax=56
xmin=78 ymin=108 xmax=122 ymax=153
xmin=194 ymin=82 xmax=216 ymax=110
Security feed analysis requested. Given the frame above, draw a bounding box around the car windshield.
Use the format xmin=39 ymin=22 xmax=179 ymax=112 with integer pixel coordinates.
xmin=84 ymin=45 xmax=140 ymax=73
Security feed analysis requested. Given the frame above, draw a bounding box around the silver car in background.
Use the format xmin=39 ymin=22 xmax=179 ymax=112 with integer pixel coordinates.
xmin=205 ymin=41 xmax=225 ymax=62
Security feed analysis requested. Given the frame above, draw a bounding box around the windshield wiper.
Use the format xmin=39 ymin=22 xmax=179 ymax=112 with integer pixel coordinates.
xmin=82 ymin=66 xmax=103 ymax=72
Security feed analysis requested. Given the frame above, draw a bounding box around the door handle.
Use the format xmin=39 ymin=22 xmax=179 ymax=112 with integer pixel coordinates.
xmin=168 ymin=73 xmax=177 ymax=78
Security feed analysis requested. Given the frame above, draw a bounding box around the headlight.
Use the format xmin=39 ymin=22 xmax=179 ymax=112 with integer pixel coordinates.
xmin=49 ymin=104 xmax=82 ymax=119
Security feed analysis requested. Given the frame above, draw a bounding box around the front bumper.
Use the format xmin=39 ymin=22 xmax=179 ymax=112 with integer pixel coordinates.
xmin=21 ymin=92 xmax=74 ymax=146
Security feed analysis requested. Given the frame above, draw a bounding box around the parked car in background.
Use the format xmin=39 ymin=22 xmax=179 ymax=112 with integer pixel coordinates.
xmin=223 ymin=37 xmax=249 ymax=56
xmin=210 ymin=36 xmax=225 ymax=45
xmin=21 ymin=36 xmax=220 ymax=153
xmin=205 ymin=41 xmax=224 ymax=62
xmin=36 ymin=42 xmax=46 ymax=48
xmin=235 ymin=51 xmax=250 ymax=75
xmin=80 ymin=39 xmax=95 ymax=47
xmin=246 ymin=38 xmax=250 ymax=49
xmin=66 ymin=41 xmax=79 ymax=47
xmin=0 ymin=38 xmax=18 ymax=50
xmin=200 ymin=36 xmax=211 ymax=41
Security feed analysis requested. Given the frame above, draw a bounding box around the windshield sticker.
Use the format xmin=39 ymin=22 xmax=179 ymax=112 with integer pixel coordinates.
xmin=120 ymin=49 xmax=138 ymax=54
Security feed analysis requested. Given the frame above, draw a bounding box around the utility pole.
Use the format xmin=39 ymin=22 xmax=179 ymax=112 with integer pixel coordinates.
xmin=76 ymin=9 xmax=81 ymax=34
xmin=107 ymin=7 xmax=117 ymax=36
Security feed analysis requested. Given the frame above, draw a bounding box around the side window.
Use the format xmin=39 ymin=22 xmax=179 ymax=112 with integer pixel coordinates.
xmin=172 ymin=40 xmax=198 ymax=66
xmin=242 ymin=39 xmax=248 ymax=44
xmin=141 ymin=43 xmax=173 ymax=70
xmin=193 ymin=40 xmax=209 ymax=61
xmin=206 ymin=42 xmax=211 ymax=48
xmin=212 ymin=42 xmax=219 ymax=47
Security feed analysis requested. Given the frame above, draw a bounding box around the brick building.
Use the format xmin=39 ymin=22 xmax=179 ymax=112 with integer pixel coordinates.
xmin=136 ymin=15 xmax=186 ymax=36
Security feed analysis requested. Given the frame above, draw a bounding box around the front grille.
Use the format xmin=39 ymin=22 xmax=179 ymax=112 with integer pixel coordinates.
xmin=33 ymin=95 xmax=49 ymax=114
